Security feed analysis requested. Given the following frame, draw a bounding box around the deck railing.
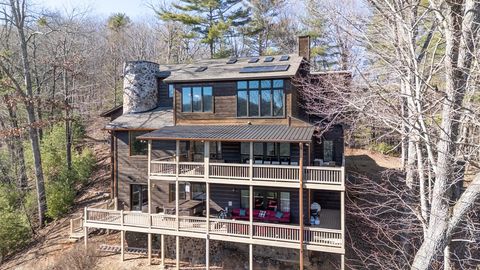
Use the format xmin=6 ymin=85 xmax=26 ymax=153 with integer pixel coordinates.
xmin=84 ymin=208 xmax=343 ymax=249
xmin=151 ymin=160 xmax=343 ymax=186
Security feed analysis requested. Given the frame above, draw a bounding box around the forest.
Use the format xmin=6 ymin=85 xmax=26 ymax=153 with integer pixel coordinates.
xmin=0 ymin=0 xmax=479 ymax=269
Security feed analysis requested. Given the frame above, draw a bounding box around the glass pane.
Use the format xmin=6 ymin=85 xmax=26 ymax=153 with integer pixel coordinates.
xmin=237 ymin=81 xmax=247 ymax=89
xmin=203 ymin=86 xmax=213 ymax=112
xmin=130 ymin=131 xmax=148 ymax=156
xmin=260 ymin=80 xmax=271 ymax=89
xmin=261 ymin=90 xmax=272 ymax=116
xmin=280 ymin=192 xmax=290 ymax=212
xmin=141 ymin=185 xmax=148 ymax=205
xmin=182 ymin=87 xmax=191 ymax=112
xmin=249 ymin=80 xmax=259 ymax=89
xmin=132 ymin=185 xmax=140 ymax=210
xmin=254 ymin=191 xmax=264 ymax=209
xmin=241 ymin=142 xmax=249 ymax=155
xmin=273 ymin=90 xmax=284 ymax=116
xmin=266 ymin=192 xmax=278 ymax=210
xmin=253 ymin=142 xmax=263 ymax=156
xmin=266 ymin=143 xmax=276 ymax=156
xmin=168 ymin=84 xmax=174 ymax=98
xmin=241 ymin=190 xmax=250 ymax=209
xmin=280 ymin=143 xmax=290 ymax=156
xmin=249 ymin=90 xmax=259 ymax=116
xmin=237 ymin=90 xmax=248 ymax=116
xmin=273 ymin=79 xmax=284 ymax=88
xmin=192 ymin=87 xmax=202 ymax=112
xmin=323 ymin=140 xmax=334 ymax=162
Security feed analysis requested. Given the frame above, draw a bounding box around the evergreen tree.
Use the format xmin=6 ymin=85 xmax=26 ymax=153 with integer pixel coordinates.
xmin=157 ymin=0 xmax=250 ymax=58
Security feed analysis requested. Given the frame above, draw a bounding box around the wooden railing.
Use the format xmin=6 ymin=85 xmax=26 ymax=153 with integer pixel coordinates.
xmin=84 ymin=208 xmax=343 ymax=249
xmin=70 ymin=216 xmax=83 ymax=235
xmin=151 ymin=160 xmax=343 ymax=186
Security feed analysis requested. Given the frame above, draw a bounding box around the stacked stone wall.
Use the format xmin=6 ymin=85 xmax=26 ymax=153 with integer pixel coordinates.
xmin=123 ymin=61 xmax=159 ymax=114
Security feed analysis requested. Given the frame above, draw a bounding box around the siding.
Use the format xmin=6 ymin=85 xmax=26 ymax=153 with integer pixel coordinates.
xmin=158 ymin=79 xmax=173 ymax=108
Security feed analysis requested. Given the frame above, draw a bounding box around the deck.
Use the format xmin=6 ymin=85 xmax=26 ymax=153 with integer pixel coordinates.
xmin=84 ymin=208 xmax=344 ymax=254
xmin=150 ymin=160 xmax=345 ymax=191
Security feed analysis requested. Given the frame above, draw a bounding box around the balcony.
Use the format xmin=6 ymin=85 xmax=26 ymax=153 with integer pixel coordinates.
xmin=149 ymin=158 xmax=345 ymax=190
xmin=84 ymin=208 xmax=344 ymax=254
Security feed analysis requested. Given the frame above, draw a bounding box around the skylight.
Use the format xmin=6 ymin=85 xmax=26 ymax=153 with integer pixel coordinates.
xmin=279 ymin=55 xmax=290 ymax=61
xmin=195 ymin=66 xmax=208 ymax=72
xmin=239 ymin=65 xmax=290 ymax=73
xmin=264 ymin=56 xmax=274 ymax=62
xmin=248 ymin=57 xmax=259 ymax=63
xmin=227 ymin=58 xmax=237 ymax=64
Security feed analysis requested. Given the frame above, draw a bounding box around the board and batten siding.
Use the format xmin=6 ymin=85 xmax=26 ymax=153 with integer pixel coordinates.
xmin=115 ymin=131 xmax=176 ymax=211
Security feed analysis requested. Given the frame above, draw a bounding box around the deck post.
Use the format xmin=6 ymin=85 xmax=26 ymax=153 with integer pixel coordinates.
xmin=176 ymin=236 xmax=180 ymax=270
xmin=148 ymin=233 xmax=152 ymax=265
xmin=121 ymin=230 xmax=125 ymax=262
xmin=161 ymin=234 xmax=165 ymax=269
xmin=249 ymin=243 xmax=253 ymax=270
xmin=341 ymin=189 xmax=345 ymax=270
xmin=299 ymin=143 xmax=304 ymax=270
xmin=148 ymin=140 xmax=152 ymax=215
xmin=83 ymin=207 xmax=87 ymax=249
xmin=205 ymin=141 xmax=210 ymax=270
xmin=175 ymin=140 xmax=180 ymax=231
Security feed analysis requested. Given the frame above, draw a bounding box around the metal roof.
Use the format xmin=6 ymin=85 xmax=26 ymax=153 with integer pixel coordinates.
xmin=104 ymin=107 xmax=173 ymax=130
xmin=137 ymin=125 xmax=315 ymax=143
xmin=160 ymin=54 xmax=303 ymax=83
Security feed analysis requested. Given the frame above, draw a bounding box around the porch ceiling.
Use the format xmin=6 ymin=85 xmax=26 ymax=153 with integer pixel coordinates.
xmin=137 ymin=124 xmax=315 ymax=143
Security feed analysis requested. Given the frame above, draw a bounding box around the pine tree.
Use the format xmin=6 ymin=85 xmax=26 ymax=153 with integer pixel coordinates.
xmin=157 ymin=0 xmax=250 ymax=58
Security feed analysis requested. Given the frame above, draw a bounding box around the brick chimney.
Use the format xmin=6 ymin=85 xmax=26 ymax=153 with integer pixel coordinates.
xmin=298 ymin=35 xmax=311 ymax=62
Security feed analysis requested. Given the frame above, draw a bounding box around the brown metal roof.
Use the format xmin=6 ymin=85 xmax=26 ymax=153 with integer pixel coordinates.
xmin=137 ymin=125 xmax=315 ymax=143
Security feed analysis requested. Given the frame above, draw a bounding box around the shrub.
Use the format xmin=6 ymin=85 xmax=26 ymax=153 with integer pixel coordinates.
xmin=370 ymin=142 xmax=395 ymax=155
xmin=44 ymin=244 xmax=99 ymax=270
xmin=45 ymin=178 xmax=76 ymax=219
xmin=73 ymin=148 xmax=96 ymax=184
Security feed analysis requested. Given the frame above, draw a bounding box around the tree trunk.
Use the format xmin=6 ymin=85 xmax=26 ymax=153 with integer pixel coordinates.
xmin=9 ymin=0 xmax=47 ymax=226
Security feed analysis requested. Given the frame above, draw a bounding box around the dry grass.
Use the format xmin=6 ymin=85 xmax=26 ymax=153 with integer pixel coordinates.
xmin=41 ymin=245 xmax=100 ymax=270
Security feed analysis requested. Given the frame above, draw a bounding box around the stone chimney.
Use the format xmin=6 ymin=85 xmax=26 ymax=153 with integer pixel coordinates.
xmin=298 ymin=35 xmax=311 ymax=62
xmin=122 ymin=61 xmax=159 ymax=114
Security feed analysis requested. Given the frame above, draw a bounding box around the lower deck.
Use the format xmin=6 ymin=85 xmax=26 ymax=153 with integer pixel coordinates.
xmin=84 ymin=208 xmax=344 ymax=254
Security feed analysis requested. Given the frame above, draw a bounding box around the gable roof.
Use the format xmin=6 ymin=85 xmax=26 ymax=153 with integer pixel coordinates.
xmin=160 ymin=54 xmax=303 ymax=83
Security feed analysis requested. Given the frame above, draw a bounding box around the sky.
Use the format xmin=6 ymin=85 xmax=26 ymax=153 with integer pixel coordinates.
xmin=35 ymin=0 xmax=158 ymax=19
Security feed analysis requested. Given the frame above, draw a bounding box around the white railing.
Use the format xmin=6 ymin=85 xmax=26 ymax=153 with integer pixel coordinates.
xmin=70 ymin=216 xmax=83 ymax=234
xmin=253 ymin=165 xmax=299 ymax=182
xmin=84 ymin=208 xmax=342 ymax=249
xmin=151 ymin=161 xmax=176 ymax=175
xmin=210 ymin=163 xmax=249 ymax=180
xmin=253 ymin=222 xmax=300 ymax=242
xmin=304 ymin=227 xmax=343 ymax=247
xmin=178 ymin=162 xmax=204 ymax=177
xmin=209 ymin=218 xmax=250 ymax=237
xmin=304 ymin=166 xmax=342 ymax=184
xmin=150 ymin=161 xmax=343 ymax=186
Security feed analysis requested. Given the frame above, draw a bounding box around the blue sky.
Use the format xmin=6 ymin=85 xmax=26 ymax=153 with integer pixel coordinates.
xmin=35 ymin=0 xmax=158 ymax=19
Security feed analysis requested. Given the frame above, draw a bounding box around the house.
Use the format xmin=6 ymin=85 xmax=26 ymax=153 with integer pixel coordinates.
xmin=86 ymin=36 xmax=347 ymax=270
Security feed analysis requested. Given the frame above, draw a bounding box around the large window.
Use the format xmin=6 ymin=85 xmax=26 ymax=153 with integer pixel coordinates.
xmin=240 ymin=142 xmax=292 ymax=164
xmin=182 ymin=86 xmax=213 ymax=112
xmin=169 ymin=183 xmax=186 ymax=202
xmin=129 ymin=131 xmax=148 ymax=156
xmin=240 ymin=190 xmax=290 ymax=212
xmin=131 ymin=184 xmax=148 ymax=211
xmin=323 ymin=140 xmax=334 ymax=162
xmin=237 ymin=79 xmax=284 ymax=117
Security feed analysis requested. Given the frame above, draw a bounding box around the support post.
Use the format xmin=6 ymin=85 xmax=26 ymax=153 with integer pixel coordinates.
xmin=148 ymin=233 xmax=152 ymax=265
xmin=121 ymin=230 xmax=125 ymax=262
xmin=83 ymin=207 xmax=87 ymax=249
xmin=175 ymin=140 xmax=180 ymax=231
xmin=299 ymin=143 xmax=304 ymax=270
xmin=176 ymin=236 xmax=180 ymax=270
xmin=249 ymin=243 xmax=253 ymax=270
xmin=341 ymin=190 xmax=345 ymax=270
xmin=249 ymin=142 xmax=254 ymax=270
xmin=205 ymin=141 xmax=210 ymax=270
xmin=148 ymin=140 xmax=152 ymax=214
xmin=161 ymin=234 xmax=165 ymax=269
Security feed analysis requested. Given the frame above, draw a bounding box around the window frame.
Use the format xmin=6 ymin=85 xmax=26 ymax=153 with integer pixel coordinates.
xmin=240 ymin=189 xmax=290 ymax=212
xmin=168 ymin=84 xmax=174 ymax=98
xmin=129 ymin=131 xmax=149 ymax=157
xmin=130 ymin=184 xmax=148 ymax=211
xmin=236 ymin=79 xmax=285 ymax=118
xmin=181 ymin=85 xmax=214 ymax=113
xmin=240 ymin=142 xmax=291 ymax=164
xmin=169 ymin=183 xmax=186 ymax=202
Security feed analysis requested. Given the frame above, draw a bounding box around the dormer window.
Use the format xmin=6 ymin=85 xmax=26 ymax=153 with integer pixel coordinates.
xmin=182 ymin=86 xmax=213 ymax=112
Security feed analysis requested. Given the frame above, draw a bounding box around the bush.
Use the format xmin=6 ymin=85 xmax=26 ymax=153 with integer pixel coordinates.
xmin=73 ymin=148 xmax=96 ymax=185
xmin=44 ymin=244 xmax=99 ymax=270
xmin=370 ymin=142 xmax=395 ymax=155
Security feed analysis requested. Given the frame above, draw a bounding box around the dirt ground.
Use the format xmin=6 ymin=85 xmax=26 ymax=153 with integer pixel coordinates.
xmin=0 ymin=138 xmax=400 ymax=269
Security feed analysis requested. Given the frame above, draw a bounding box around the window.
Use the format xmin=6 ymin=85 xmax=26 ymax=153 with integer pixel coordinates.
xmin=240 ymin=142 xmax=291 ymax=164
xmin=191 ymin=183 xmax=205 ymax=200
xmin=131 ymin=184 xmax=148 ymax=211
xmin=240 ymin=190 xmax=290 ymax=212
xmin=129 ymin=131 xmax=148 ymax=156
xmin=168 ymin=84 xmax=174 ymax=98
xmin=169 ymin=183 xmax=186 ymax=202
xmin=182 ymin=86 xmax=213 ymax=112
xmin=323 ymin=140 xmax=334 ymax=162
xmin=237 ymin=80 xmax=284 ymax=117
